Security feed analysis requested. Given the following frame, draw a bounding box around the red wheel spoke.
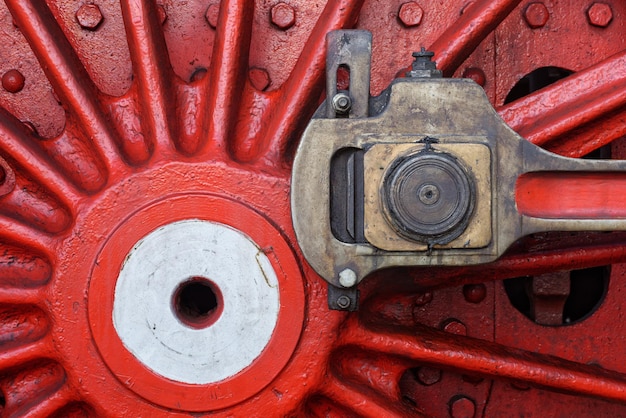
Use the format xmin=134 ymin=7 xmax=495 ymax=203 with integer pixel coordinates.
xmin=237 ymin=0 xmax=365 ymax=165
xmin=0 ymin=338 xmax=52 ymax=372
xmin=0 ymin=244 xmax=50 ymax=289
xmin=5 ymin=0 xmax=122 ymax=171
xmin=342 ymin=318 xmax=626 ymax=403
xmin=0 ymin=111 xmax=81 ymax=205
xmin=0 ymin=362 xmax=67 ymax=417
xmin=19 ymin=384 xmax=74 ymax=418
xmin=205 ymin=0 xmax=255 ymax=155
xmin=429 ymin=0 xmax=523 ymax=77
xmin=498 ymin=50 xmax=626 ymax=156
xmin=118 ymin=0 xmax=173 ymax=161
xmin=320 ymin=373 xmax=420 ymax=418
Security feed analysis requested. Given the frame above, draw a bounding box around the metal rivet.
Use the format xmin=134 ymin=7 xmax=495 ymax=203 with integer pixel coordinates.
xmin=587 ymin=3 xmax=613 ymax=28
xmin=205 ymin=4 xmax=220 ymax=29
xmin=462 ymin=67 xmax=486 ymax=87
xmin=156 ymin=5 xmax=167 ymax=25
xmin=332 ymin=92 xmax=352 ymax=114
xmin=523 ymin=2 xmax=549 ymax=29
xmin=249 ymin=68 xmax=271 ymax=91
xmin=398 ymin=2 xmax=424 ymax=27
xmin=2 ymin=70 xmax=25 ymax=93
xmin=442 ymin=319 xmax=467 ymax=335
xmin=271 ymin=3 xmax=296 ymax=30
xmin=463 ymin=283 xmax=486 ymax=303
xmin=338 ymin=268 xmax=357 ymax=288
xmin=414 ymin=292 xmax=433 ymax=306
xmin=76 ymin=4 xmax=104 ymax=30
xmin=450 ymin=396 xmax=476 ymax=418
xmin=416 ymin=366 xmax=442 ymax=386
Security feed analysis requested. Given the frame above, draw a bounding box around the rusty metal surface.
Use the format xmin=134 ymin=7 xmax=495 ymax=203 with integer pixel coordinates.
xmin=0 ymin=0 xmax=624 ymax=416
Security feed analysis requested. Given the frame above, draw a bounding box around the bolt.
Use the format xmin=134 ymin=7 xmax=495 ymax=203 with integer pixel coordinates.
xmin=271 ymin=3 xmax=296 ymax=30
xmin=156 ymin=5 xmax=167 ymax=25
xmin=463 ymin=283 xmax=486 ymax=303
xmin=76 ymin=4 xmax=104 ymax=30
xmin=442 ymin=319 xmax=467 ymax=335
xmin=461 ymin=67 xmax=486 ymax=87
xmin=336 ymin=295 xmax=351 ymax=309
xmin=249 ymin=68 xmax=271 ymax=91
xmin=416 ymin=366 xmax=441 ymax=385
xmin=398 ymin=2 xmax=424 ymax=27
xmin=332 ymin=92 xmax=352 ymax=114
xmin=407 ymin=47 xmax=442 ymax=78
xmin=523 ymin=2 xmax=549 ymax=29
xmin=587 ymin=3 xmax=613 ymax=28
xmin=205 ymin=4 xmax=220 ymax=29
xmin=2 ymin=70 xmax=25 ymax=93
xmin=338 ymin=268 xmax=357 ymax=288
xmin=450 ymin=396 xmax=476 ymax=418
xmin=414 ymin=292 xmax=433 ymax=306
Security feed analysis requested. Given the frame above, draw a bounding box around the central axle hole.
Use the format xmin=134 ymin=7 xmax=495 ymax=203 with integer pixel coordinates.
xmin=173 ymin=277 xmax=223 ymax=329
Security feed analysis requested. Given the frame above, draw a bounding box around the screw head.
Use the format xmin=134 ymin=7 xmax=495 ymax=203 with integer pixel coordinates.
xmin=442 ymin=319 xmax=467 ymax=335
xmin=205 ymin=4 xmax=220 ymax=29
xmin=332 ymin=92 xmax=352 ymax=114
xmin=587 ymin=3 xmax=613 ymax=28
xmin=338 ymin=268 xmax=357 ymax=288
xmin=463 ymin=283 xmax=486 ymax=303
xmin=461 ymin=67 xmax=486 ymax=87
xmin=76 ymin=4 xmax=104 ymax=30
xmin=249 ymin=68 xmax=271 ymax=91
xmin=416 ymin=366 xmax=441 ymax=386
xmin=398 ymin=2 xmax=424 ymax=27
xmin=523 ymin=2 xmax=549 ymax=29
xmin=2 ymin=69 xmax=25 ymax=93
xmin=271 ymin=3 xmax=296 ymax=30
xmin=336 ymin=295 xmax=351 ymax=309
xmin=450 ymin=396 xmax=476 ymax=418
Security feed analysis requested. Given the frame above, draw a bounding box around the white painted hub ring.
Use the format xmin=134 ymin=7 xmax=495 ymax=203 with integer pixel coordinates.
xmin=112 ymin=219 xmax=280 ymax=385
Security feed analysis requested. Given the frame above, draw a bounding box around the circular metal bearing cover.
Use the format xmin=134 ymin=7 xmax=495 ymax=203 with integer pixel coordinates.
xmin=383 ymin=150 xmax=475 ymax=244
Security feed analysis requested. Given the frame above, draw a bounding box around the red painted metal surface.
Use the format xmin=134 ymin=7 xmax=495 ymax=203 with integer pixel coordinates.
xmin=0 ymin=0 xmax=624 ymax=416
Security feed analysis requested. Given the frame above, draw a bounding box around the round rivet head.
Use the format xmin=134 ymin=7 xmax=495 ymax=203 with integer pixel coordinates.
xmin=463 ymin=283 xmax=486 ymax=303
xmin=462 ymin=67 xmax=486 ymax=87
xmin=205 ymin=4 xmax=220 ymax=29
xmin=338 ymin=268 xmax=357 ymax=288
xmin=336 ymin=295 xmax=351 ymax=309
xmin=523 ymin=2 xmax=549 ymax=29
xmin=76 ymin=4 xmax=104 ymax=30
xmin=587 ymin=3 xmax=613 ymax=28
xmin=271 ymin=3 xmax=296 ymax=30
xmin=249 ymin=68 xmax=271 ymax=91
xmin=442 ymin=319 xmax=467 ymax=335
xmin=416 ymin=366 xmax=441 ymax=385
xmin=450 ymin=396 xmax=476 ymax=418
xmin=398 ymin=2 xmax=424 ymax=27
xmin=2 ymin=69 xmax=25 ymax=93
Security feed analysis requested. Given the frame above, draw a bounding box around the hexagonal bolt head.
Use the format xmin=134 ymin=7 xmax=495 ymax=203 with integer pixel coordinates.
xmin=271 ymin=3 xmax=296 ymax=30
xmin=332 ymin=92 xmax=352 ymax=114
xmin=76 ymin=4 xmax=104 ymax=30
xmin=205 ymin=4 xmax=220 ymax=29
xmin=587 ymin=3 xmax=613 ymax=28
xmin=248 ymin=68 xmax=271 ymax=91
xmin=523 ymin=2 xmax=549 ymax=29
xmin=398 ymin=2 xmax=424 ymax=27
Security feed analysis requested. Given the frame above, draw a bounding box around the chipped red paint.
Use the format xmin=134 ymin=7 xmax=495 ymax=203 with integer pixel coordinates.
xmin=0 ymin=0 xmax=625 ymax=416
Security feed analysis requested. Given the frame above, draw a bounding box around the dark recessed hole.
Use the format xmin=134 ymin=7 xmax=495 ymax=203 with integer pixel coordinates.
xmin=504 ymin=266 xmax=609 ymax=326
xmin=172 ymin=277 xmax=223 ymax=329
xmin=504 ymin=66 xmax=574 ymax=104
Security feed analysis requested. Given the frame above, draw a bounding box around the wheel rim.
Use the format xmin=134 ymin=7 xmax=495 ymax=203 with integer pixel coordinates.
xmin=0 ymin=0 xmax=626 ymax=416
